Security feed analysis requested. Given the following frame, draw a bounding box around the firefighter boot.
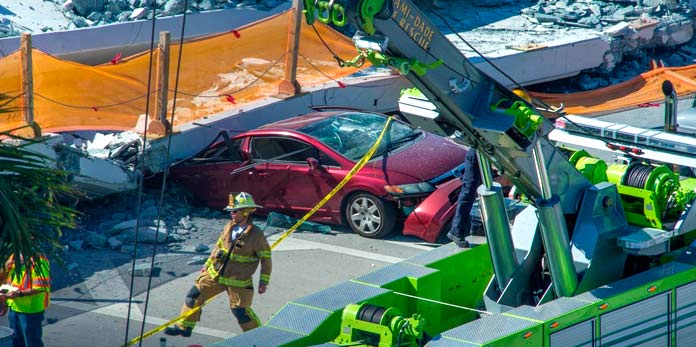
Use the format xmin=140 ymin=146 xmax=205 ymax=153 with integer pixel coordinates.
xmin=240 ymin=319 xmax=259 ymax=332
xmin=233 ymin=307 xmax=260 ymax=331
xmin=164 ymin=325 xmax=192 ymax=337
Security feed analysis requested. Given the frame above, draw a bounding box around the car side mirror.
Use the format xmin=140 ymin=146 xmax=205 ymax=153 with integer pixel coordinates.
xmin=307 ymin=157 xmax=321 ymax=170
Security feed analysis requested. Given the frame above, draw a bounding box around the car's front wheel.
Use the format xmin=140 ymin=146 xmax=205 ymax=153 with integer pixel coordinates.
xmin=344 ymin=192 xmax=396 ymax=238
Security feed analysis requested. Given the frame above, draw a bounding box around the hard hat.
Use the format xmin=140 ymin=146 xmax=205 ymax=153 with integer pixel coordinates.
xmin=224 ymin=192 xmax=262 ymax=212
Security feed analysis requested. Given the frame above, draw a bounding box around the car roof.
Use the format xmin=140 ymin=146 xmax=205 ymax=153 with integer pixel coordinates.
xmin=257 ymin=111 xmax=346 ymax=131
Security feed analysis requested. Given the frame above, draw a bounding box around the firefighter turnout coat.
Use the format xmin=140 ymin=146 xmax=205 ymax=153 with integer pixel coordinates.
xmin=205 ymin=221 xmax=272 ymax=288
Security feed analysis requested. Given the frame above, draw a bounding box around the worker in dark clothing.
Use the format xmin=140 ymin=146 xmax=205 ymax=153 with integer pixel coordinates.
xmin=447 ymin=148 xmax=482 ymax=248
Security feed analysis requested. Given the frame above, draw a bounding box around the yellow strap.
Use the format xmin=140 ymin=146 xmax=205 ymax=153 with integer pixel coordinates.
xmin=120 ymin=294 xmax=218 ymax=347
xmin=122 ymin=117 xmax=392 ymax=347
xmin=270 ymin=117 xmax=393 ymax=250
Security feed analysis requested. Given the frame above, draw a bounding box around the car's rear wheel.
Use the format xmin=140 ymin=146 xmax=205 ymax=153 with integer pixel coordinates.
xmin=345 ymin=192 xmax=396 ymax=238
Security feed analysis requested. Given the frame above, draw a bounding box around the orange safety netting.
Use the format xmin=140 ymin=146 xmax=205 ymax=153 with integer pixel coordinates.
xmin=0 ymin=10 xmax=366 ymax=134
xmin=531 ymin=64 xmax=696 ymax=116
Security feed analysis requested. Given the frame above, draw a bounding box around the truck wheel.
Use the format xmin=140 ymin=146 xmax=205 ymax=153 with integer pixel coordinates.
xmin=345 ymin=192 xmax=396 ymax=238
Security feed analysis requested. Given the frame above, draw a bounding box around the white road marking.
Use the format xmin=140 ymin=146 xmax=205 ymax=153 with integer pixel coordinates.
xmin=269 ymin=236 xmax=405 ymax=263
xmin=383 ymin=239 xmax=441 ymax=251
xmin=92 ymin=303 xmax=236 ymax=339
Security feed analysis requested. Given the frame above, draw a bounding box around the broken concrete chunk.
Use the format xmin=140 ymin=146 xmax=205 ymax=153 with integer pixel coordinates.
xmin=662 ymin=21 xmax=694 ymax=46
xmin=168 ymin=234 xmax=187 ymax=243
xmin=68 ymin=240 xmax=84 ymax=251
xmin=588 ymin=4 xmax=601 ymax=16
xmin=63 ymin=0 xmax=75 ymax=11
xmin=578 ymin=74 xmax=610 ymax=91
xmin=179 ymin=216 xmax=194 ymax=230
xmin=536 ymin=13 xmax=562 ymax=23
xmin=130 ymin=7 xmax=148 ymax=20
xmin=172 ymin=227 xmax=189 ymax=235
xmin=71 ymin=0 xmax=107 ymax=16
xmin=643 ymin=0 xmax=679 ymax=10
xmin=84 ymin=231 xmax=108 ymax=249
xmin=132 ymin=263 xmax=158 ymax=277
xmin=186 ymin=256 xmax=207 ymax=265
xmin=109 ymin=218 xmax=166 ymax=235
xmin=107 ymin=237 xmax=123 ymax=250
xmin=116 ymin=226 xmax=168 ymax=243
xmin=121 ymin=245 xmax=135 ymax=255
xmin=666 ymin=53 xmax=686 ymax=66
xmin=195 ymin=244 xmax=210 ymax=253
xmin=578 ymin=15 xmax=601 ymax=27
xmin=629 ymin=17 xmax=659 ymax=41
xmin=605 ymin=21 xmax=631 ymax=37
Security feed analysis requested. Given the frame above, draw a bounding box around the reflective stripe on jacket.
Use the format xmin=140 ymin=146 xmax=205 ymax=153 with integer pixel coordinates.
xmin=206 ymin=222 xmax=272 ymax=288
xmin=4 ymin=255 xmax=50 ymax=313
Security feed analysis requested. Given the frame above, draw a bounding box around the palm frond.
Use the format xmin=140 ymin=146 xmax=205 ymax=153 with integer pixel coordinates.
xmin=0 ymin=130 xmax=78 ymax=269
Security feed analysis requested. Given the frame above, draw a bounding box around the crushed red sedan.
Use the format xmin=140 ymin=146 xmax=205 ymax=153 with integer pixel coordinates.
xmin=169 ymin=111 xmax=469 ymax=241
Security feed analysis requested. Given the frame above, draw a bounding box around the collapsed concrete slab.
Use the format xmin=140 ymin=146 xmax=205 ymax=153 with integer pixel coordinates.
xmin=4 ymin=133 xmax=139 ymax=199
xmin=439 ymin=1 xmax=696 ymax=87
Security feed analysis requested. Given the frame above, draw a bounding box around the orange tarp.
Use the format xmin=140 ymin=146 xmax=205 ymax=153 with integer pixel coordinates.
xmin=0 ymin=10 xmax=365 ymax=134
xmin=531 ymin=64 xmax=696 ymax=116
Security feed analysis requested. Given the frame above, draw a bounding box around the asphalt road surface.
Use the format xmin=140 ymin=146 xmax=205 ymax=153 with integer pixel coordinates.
xmin=0 ymin=222 xmax=446 ymax=347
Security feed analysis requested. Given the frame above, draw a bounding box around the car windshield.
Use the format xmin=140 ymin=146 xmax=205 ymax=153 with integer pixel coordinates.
xmin=298 ymin=112 xmax=421 ymax=161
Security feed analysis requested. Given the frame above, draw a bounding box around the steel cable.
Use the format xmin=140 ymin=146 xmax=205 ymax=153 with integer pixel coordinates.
xmin=123 ymin=1 xmax=159 ymax=345
xmin=135 ymin=0 xmax=191 ymax=345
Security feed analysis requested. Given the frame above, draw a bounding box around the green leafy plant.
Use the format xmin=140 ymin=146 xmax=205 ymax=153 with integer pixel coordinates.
xmin=0 ymin=120 xmax=78 ymax=270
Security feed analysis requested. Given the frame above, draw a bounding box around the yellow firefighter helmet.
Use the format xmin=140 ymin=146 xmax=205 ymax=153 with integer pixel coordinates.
xmin=224 ymin=192 xmax=262 ymax=212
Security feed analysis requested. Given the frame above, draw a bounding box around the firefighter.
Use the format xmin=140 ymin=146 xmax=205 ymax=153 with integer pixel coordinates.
xmin=165 ymin=192 xmax=272 ymax=336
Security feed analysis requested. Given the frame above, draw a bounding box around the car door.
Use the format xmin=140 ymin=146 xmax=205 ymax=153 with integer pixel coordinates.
xmin=176 ymin=136 xmax=250 ymax=209
xmin=248 ymin=136 xmax=339 ymax=219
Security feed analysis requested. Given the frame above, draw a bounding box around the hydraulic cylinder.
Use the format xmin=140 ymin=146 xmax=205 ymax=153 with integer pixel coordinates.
xmin=533 ymin=140 xmax=578 ymax=297
xmin=536 ymin=196 xmax=578 ymax=297
xmin=478 ymin=183 xmax=517 ymax=291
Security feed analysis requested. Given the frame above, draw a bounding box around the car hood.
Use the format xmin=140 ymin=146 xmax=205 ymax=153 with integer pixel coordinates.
xmin=363 ymin=133 xmax=468 ymax=183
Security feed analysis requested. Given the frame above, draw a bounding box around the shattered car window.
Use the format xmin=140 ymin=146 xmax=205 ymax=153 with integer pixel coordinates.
xmin=197 ymin=138 xmax=243 ymax=161
xmin=251 ymin=137 xmax=317 ymax=162
xmin=298 ymin=112 xmax=421 ymax=161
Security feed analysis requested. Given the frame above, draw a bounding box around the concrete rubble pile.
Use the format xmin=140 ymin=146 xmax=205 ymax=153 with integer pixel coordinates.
xmin=57 ymin=0 xmax=285 ymax=29
xmin=0 ymin=0 xmax=286 ymax=37
xmin=2 ymin=131 xmax=176 ymax=202
xmin=64 ymin=185 xmax=226 ymax=256
xmin=387 ymin=1 xmax=696 ymax=91
xmin=530 ymin=0 xmax=695 ymax=71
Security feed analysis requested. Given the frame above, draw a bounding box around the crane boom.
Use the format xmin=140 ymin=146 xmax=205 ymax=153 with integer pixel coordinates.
xmin=311 ymin=0 xmax=591 ymax=212
xmin=307 ymin=0 xmax=597 ymax=298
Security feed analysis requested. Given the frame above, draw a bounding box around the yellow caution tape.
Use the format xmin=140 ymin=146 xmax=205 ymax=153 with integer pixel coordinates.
xmin=271 ymin=116 xmax=393 ymax=249
xmin=123 ymin=116 xmax=393 ymax=346
xmin=121 ymin=294 xmax=217 ymax=347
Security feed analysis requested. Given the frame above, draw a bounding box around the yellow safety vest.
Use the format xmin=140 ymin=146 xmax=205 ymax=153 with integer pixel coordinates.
xmin=6 ymin=256 xmax=50 ymax=313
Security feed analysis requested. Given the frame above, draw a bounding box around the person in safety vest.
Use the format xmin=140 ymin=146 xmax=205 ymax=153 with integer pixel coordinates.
xmin=0 ymin=253 xmax=51 ymax=347
xmin=165 ymin=192 xmax=272 ymax=337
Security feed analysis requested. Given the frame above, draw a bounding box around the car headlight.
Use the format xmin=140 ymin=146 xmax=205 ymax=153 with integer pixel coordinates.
xmin=384 ymin=182 xmax=435 ymax=196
